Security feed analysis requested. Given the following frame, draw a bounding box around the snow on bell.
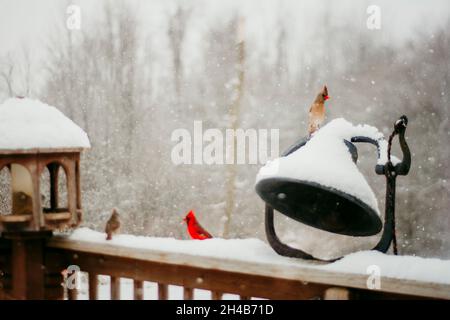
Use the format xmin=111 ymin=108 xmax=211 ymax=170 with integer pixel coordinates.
xmin=255 ymin=117 xmax=411 ymax=261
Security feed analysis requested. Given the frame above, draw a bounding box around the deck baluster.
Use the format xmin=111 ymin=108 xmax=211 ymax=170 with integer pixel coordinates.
xmin=158 ymin=283 xmax=168 ymax=300
xmin=134 ymin=280 xmax=143 ymax=300
xmin=110 ymin=276 xmax=121 ymax=300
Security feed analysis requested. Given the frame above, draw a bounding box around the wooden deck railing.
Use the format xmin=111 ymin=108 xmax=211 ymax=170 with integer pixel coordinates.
xmin=45 ymin=238 xmax=327 ymax=300
xmin=40 ymin=237 xmax=450 ymax=300
xmin=1 ymin=234 xmax=448 ymax=300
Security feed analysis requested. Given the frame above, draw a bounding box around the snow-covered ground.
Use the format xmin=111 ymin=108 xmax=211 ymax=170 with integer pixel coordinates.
xmin=67 ymin=228 xmax=450 ymax=300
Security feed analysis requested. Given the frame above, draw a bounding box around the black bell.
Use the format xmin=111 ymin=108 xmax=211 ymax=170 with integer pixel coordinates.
xmin=256 ymin=177 xmax=382 ymax=236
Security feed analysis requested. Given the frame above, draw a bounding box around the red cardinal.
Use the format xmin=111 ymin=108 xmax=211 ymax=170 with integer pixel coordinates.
xmin=183 ymin=210 xmax=213 ymax=240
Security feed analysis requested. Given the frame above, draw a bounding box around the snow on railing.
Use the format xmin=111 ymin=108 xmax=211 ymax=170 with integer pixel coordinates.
xmin=40 ymin=228 xmax=450 ymax=300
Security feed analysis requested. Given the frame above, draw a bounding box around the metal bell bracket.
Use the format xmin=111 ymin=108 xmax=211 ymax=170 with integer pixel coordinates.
xmin=265 ymin=116 xmax=411 ymax=262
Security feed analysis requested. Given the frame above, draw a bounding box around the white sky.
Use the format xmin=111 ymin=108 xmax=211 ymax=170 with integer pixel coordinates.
xmin=0 ymin=0 xmax=58 ymax=55
xmin=0 ymin=0 xmax=449 ymax=70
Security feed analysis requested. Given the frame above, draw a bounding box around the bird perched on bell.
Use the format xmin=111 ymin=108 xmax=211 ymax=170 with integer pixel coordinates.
xmin=308 ymin=85 xmax=329 ymax=135
xmin=183 ymin=210 xmax=213 ymax=240
xmin=105 ymin=208 xmax=121 ymax=240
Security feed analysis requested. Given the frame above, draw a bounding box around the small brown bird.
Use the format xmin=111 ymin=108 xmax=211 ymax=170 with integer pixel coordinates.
xmin=308 ymin=85 xmax=329 ymax=135
xmin=105 ymin=208 xmax=120 ymax=240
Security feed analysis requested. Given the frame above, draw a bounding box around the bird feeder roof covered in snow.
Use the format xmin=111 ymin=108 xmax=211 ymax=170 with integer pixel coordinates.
xmin=0 ymin=98 xmax=90 ymax=232
xmin=0 ymin=98 xmax=90 ymax=154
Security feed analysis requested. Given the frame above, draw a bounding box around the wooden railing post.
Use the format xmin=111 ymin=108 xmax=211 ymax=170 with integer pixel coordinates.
xmin=158 ymin=283 xmax=168 ymax=300
xmin=89 ymin=273 xmax=98 ymax=300
xmin=67 ymin=285 xmax=78 ymax=300
xmin=212 ymin=291 xmax=223 ymax=300
xmin=134 ymin=280 xmax=143 ymax=300
xmin=183 ymin=287 xmax=194 ymax=300
xmin=110 ymin=276 xmax=121 ymax=300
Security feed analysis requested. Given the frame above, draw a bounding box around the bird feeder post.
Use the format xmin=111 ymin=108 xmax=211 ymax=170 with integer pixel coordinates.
xmin=5 ymin=231 xmax=51 ymax=299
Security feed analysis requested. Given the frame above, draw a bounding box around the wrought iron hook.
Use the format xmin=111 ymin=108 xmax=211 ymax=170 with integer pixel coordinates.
xmin=373 ymin=115 xmax=411 ymax=255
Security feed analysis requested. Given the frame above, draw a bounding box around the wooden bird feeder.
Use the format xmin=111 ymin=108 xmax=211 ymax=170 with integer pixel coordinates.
xmin=0 ymin=98 xmax=90 ymax=233
xmin=0 ymin=98 xmax=90 ymax=299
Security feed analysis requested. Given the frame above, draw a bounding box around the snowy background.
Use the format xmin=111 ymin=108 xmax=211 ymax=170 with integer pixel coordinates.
xmin=0 ymin=0 xmax=449 ymax=260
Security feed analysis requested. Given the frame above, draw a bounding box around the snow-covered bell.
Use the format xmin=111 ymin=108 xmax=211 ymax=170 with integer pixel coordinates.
xmin=255 ymin=117 xmax=411 ymax=261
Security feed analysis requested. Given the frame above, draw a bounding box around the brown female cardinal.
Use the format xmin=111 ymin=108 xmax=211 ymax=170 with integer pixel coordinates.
xmin=183 ymin=210 xmax=213 ymax=240
xmin=308 ymin=85 xmax=329 ymax=135
xmin=105 ymin=208 xmax=121 ymax=240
